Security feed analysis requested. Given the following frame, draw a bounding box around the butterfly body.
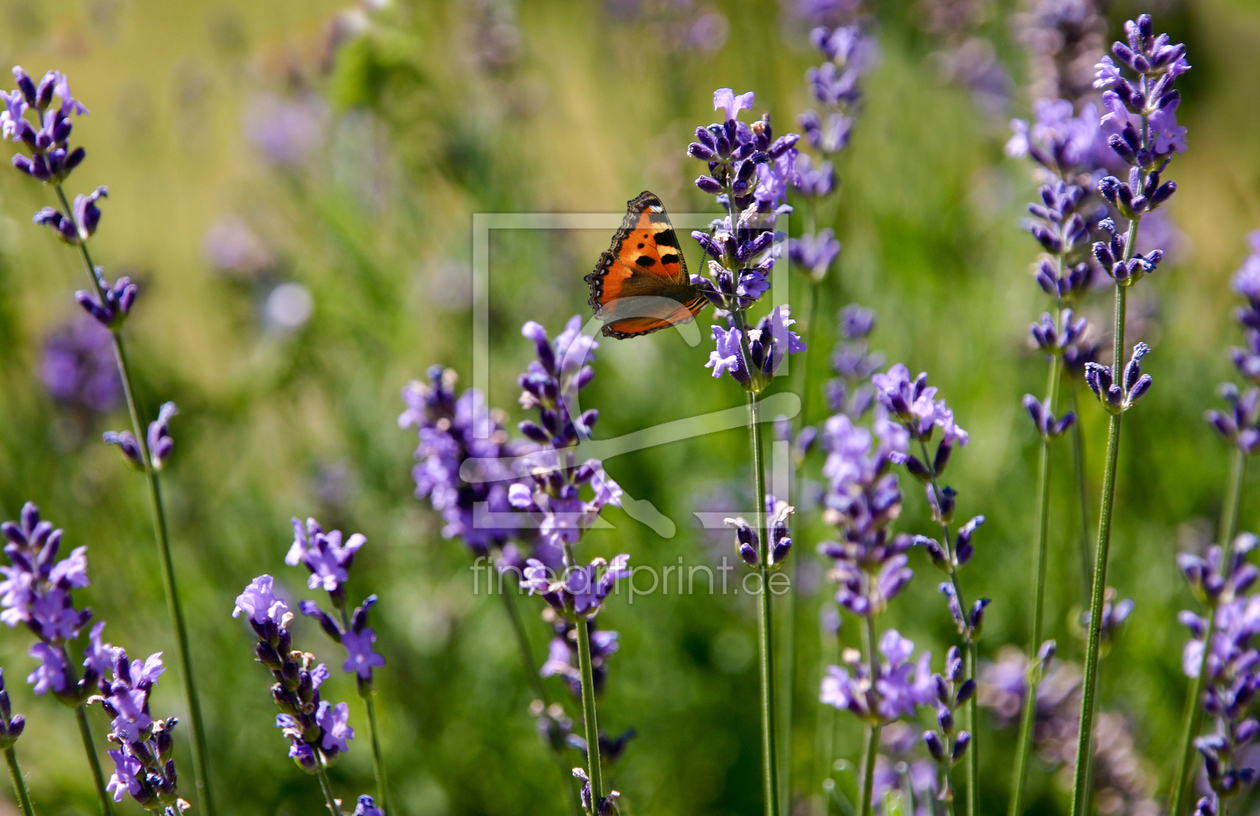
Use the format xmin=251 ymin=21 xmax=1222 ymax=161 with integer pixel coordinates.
xmin=586 ymin=191 xmax=709 ymax=339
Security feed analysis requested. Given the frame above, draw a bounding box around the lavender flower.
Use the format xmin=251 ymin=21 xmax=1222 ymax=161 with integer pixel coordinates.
xmin=399 ymin=365 xmax=528 ymax=555
xmin=1013 ymin=0 xmax=1108 ymax=104
xmin=509 ymin=316 xmax=623 ymax=559
xmin=286 ymin=517 xmax=386 ymax=701
xmin=40 ymin=316 xmax=121 ymax=415
xmin=92 ymin=648 xmax=189 ymax=814
xmin=1229 ymin=233 xmax=1260 ymax=386
xmin=1 ymin=502 xmax=105 ymax=703
xmin=541 ymin=615 xmax=620 ymax=699
xmin=2 ymin=66 xmax=89 ymax=183
xmin=799 ymin=25 xmax=877 ymax=157
xmin=0 ymin=670 xmax=25 ymax=749
xmin=824 ymin=305 xmax=884 ymax=419
xmin=921 ymin=645 xmax=975 ymax=799
xmin=104 ymin=401 xmax=179 ymax=473
xmin=1083 ymin=341 xmax=1153 ymax=414
xmin=820 ymin=629 xmax=934 ymax=723
xmin=687 ymin=90 xmax=805 ymax=393
xmin=233 ymin=575 xmax=355 ymax=771
xmin=724 ymin=497 xmax=794 ymax=569
xmin=872 ymin=364 xmax=969 ymax=474
xmin=75 ymin=265 xmax=138 ymax=331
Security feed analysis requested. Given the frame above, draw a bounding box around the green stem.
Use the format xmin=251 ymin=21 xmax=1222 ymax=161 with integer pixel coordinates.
xmin=54 ymin=184 xmax=215 ymax=816
xmin=1010 ymin=350 xmax=1063 ymax=816
xmin=499 ymin=579 xmax=582 ymax=816
xmin=1070 ymin=384 xmax=1093 ymax=604
xmin=1169 ymin=449 xmax=1247 ymax=816
xmin=1070 ymin=272 xmax=1132 ymax=816
xmin=857 ymin=614 xmax=879 ymax=816
xmin=575 ymin=616 xmax=603 ymax=814
xmin=314 ymin=759 xmax=342 ymax=816
xmin=747 ymin=390 xmax=781 ymax=816
xmin=815 ymin=614 xmax=839 ymax=815
xmin=74 ymin=704 xmax=114 ymax=816
xmin=364 ymin=697 xmax=388 ymax=815
xmin=5 ymin=747 xmax=36 ymax=816
xmin=858 ymin=722 xmax=881 ymax=816
xmin=965 ymin=642 xmax=979 ymax=816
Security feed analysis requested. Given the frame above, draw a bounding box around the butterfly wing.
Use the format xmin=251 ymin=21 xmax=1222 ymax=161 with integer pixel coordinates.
xmin=585 ymin=191 xmax=708 ymax=339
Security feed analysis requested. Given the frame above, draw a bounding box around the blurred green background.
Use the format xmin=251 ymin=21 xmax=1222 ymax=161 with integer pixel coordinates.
xmin=1 ymin=0 xmax=1259 ymax=814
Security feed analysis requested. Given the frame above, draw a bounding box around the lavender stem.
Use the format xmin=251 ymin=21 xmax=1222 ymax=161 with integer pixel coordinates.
xmin=915 ymin=437 xmax=978 ymax=816
xmin=74 ymin=704 xmax=114 ymax=816
xmin=499 ymin=582 xmax=583 ymax=816
xmin=314 ymin=759 xmax=342 ymax=816
xmin=747 ymin=389 xmax=782 ymax=816
xmin=5 ymin=747 xmax=36 ymax=816
xmin=857 ymin=614 xmax=879 ymax=816
xmin=1069 ymin=384 xmax=1093 ymax=601
xmin=815 ymin=621 xmax=839 ymax=815
xmin=575 ymin=616 xmax=604 ymax=813
xmin=1169 ymin=448 xmax=1248 ymax=816
xmin=53 ymin=183 xmax=216 ymax=816
xmin=1071 ymin=249 xmax=1135 ymax=816
xmin=1010 ymin=322 xmax=1063 ymax=816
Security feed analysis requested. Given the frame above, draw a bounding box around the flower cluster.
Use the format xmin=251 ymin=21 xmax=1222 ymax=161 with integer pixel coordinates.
xmin=1207 ymin=233 xmax=1260 ymax=455
xmin=76 ymin=265 xmax=138 ymax=331
xmin=872 ymin=364 xmax=969 ymax=474
xmin=1177 ymin=534 xmax=1260 ymax=802
xmin=1 ymin=66 xmax=89 ymax=183
xmin=541 ymin=614 xmax=620 ymax=698
xmin=1083 ymin=341 xmax=1153 ymax=415
xmin=824 ymin=305 xmax=883 ymax=419
xmin=821 ymin=629 xmax=934 ymax=723
xmin=104 ymin=401 xmax=179 ymax=472
xmin=288 ymin=518 xmax=386 ymax=692
xmin=508 ymin=316 xmax=623 ymax=559
xmin=233 ymin=575 xmax=355 ymax=772
xmin=977 ymin=649 xmax=1162 ymax=814
xmin=400 ymin=365 xmax=527 ymax=555
xmin=799 ymin=25 xmax=877 ymax=157
xmin=1013 ymin=0 xmax=1107 ymax=104
xmin=817 ymin=413 xmax=911 ymax=617
xmin=40 ymin=316 xmax=121 ymax=416
xmin=522 ymin=555 xmax=629 ymax=620
xmin=0 ymin=502 xmax=110 ymax=703
xmin=687 ymin=90 xmax=805 ymax=392
xmin=0 ymin=670 xmax=25 ymax=750
xmin=93 ymin=649 xmax=188 ymax=814
xmin=724 ymin=496 xmax=794 ymax=570
xmin=921 ymin=646 xmax=976 ymax=800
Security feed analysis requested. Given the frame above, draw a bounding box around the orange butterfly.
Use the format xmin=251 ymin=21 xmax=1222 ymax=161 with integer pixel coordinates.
xmin=586 ymin=191 xmax=710 ymax=339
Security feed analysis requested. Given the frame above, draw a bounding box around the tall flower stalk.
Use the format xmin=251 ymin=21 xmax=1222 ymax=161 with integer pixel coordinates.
xmin=287 ymin=519 xmax=389 ymax=814
xmin=1168 ymin=233 xmax=1260 ymax=814
xmin=510 ymin=316 xmax=628 ymax=815
xmin=1004 ymin=96 xmax=1107 ymax=813
xmin=873 ymin=366 xmax=984 ymax=815
xmin=1 ymin=66 xmax=214 ymax=816
xmin=815 ymin=408 xmax=940 ymax=814
xmin=688 ymin=88 xmax=803 ymax=816
xmin=233 ymin=575 xmax=378 ymax=816
xmin=399 ymin=365 xmax=582 ymax=815
xmin=1070 ymin=16 xmax=1189 ymax=814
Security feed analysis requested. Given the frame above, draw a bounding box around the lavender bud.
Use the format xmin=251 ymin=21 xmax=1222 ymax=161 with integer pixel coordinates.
xmin=103 ymin=430 xmax=145 ymax=470
xmin=924 ymin=730 xmax=947 ymax=762
xmin=952 ymin=731 xmax=971 ymax=762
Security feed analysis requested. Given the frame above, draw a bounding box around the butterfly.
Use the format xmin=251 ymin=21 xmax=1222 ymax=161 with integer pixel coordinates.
xmin=585 ymin=191 xmax=709 ymax=339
